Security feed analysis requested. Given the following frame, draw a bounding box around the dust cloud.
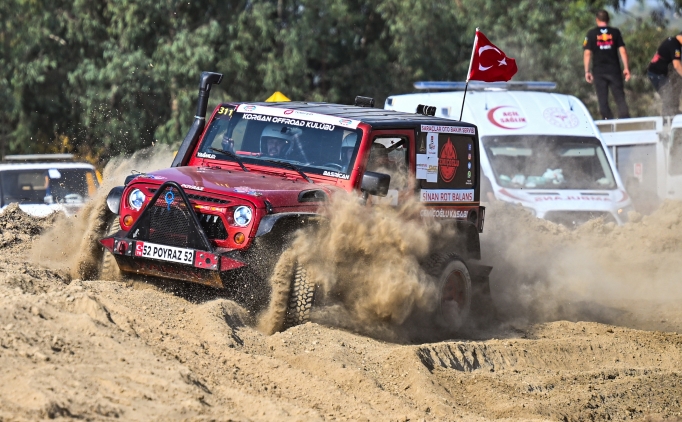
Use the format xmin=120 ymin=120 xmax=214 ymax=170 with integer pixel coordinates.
xmin=481 ymin=200 xmax=682 ymax=330
xmin=260 ymin=190 xmax=459 ymax=341
xmin=31 ymin=145 xmax=176 ymax=280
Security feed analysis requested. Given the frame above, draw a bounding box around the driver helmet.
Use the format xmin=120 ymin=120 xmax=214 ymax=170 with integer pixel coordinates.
xmin=260 ymin=124 xmax=298 ymax=157
xmin=340 ymin=132 xmax=358 ymax=161
xmin=367 ymin=142 xmax=391 ymax=172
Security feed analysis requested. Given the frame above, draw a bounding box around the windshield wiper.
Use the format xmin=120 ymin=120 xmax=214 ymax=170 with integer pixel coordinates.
xmin=209 ymin=147 xmax=249 ymax=172
xmin=262 ymin=159 xmax=313 ymax=183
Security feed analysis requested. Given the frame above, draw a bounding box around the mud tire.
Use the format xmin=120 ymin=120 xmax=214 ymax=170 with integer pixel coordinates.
xmin=424 ymin=254 xmax=472 ymax=333
xmin=100 ymin=215 xmax=122 ymax=281
xmin=283 ymin=262 xmax=316 ymax=329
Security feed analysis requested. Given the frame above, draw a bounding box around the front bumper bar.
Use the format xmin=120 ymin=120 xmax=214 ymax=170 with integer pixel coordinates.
xmin=100 ymin=181 xmax=244 ymax=288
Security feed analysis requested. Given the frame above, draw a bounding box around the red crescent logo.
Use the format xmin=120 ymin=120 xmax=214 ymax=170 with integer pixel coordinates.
xmin=487 ymin=106 xmax=527 ymax=130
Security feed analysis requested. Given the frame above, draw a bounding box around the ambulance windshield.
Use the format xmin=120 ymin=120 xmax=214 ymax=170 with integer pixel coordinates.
xmin=482 ymin=135 xmax=616 ymax=190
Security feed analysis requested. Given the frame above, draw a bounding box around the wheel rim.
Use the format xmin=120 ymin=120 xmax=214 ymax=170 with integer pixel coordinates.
xmin=441 ymin=269 xmax=467 ymax=318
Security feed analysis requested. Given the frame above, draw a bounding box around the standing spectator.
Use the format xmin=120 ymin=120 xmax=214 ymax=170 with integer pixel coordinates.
xmin=647 ymin=32 xmax=682 ymax=117
xmin=583 ymin=9 xmax=631 ymax=119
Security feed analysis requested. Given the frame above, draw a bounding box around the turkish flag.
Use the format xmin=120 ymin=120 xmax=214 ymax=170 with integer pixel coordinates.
xmin=467 ymin=30 xmax=517 ymax=82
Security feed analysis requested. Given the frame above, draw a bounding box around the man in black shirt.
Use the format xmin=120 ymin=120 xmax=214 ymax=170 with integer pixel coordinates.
xmin=647 ymin=32 xmax=682 ymax=116
xmin=584 ymin=10 xmax=631 ymax=119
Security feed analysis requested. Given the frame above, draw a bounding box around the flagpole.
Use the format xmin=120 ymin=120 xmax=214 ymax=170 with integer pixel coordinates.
xmin=459 ymin=28 xmax=478 ymax=121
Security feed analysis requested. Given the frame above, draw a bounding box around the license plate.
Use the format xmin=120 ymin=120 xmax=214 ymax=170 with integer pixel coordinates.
xmin=134 ymin=241 xmax=195 ymax=265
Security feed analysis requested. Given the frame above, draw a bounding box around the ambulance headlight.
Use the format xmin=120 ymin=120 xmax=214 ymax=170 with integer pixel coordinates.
xmin=128 ymin=189 xmax=146 ymax=211
xmin=233 ymin=206 xmax=252 ymax=227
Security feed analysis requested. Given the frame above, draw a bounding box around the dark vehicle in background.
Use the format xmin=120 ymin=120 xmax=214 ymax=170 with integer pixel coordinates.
xmin=100 ymin=72 xmax=492 ymax=332
xmin=0 ymin=154 xmax=100 ymax=217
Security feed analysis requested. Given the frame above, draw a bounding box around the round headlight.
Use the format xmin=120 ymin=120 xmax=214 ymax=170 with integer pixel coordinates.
xmin=233 ymin=206 xmax=252 ymax=227
xmin=128 ymin=189 xmax=146 ymax=211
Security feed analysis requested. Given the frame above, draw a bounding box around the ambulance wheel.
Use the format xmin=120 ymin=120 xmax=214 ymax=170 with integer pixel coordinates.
xmin=100 ymin=215 xmax=122 ymax=281
xmin=283 ymin=262 xmax=316 ymax=329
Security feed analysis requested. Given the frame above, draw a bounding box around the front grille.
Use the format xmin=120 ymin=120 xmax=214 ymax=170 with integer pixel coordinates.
xmin=544 ymin=211 xmax=616 ymax=228
xmin=148 ymin=188 xmax=230 ymax=204
xmin=196 ymin=212 xmax=228 ymax=240
xmin=148 ymin=188 xmax=193 ymax=248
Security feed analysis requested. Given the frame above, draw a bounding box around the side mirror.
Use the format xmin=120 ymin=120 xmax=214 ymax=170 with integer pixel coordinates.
xmin=361 ymin=171 xmax=390 ymax=197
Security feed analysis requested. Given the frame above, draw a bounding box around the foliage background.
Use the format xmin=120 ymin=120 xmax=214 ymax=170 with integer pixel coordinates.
xmin=1 ymin=0 xmax=681 ymax=163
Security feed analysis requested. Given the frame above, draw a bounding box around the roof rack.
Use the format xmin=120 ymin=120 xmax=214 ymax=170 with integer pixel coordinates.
xmin=2 ymin=154 xmax=75 ymax=163
xmin=413 ymin=81 xmax=556 ymax=91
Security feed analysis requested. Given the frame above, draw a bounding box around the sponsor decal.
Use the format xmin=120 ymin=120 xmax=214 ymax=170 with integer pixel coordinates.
xmin=243 ymin=113 xmax=273 ymax=122
xmin=323 ymin=170 xmax=350 ymax=180
xmin=487 ymin=105 xmax=527 ymax=129
xmin=197 ymin=151 xmax=216 ymax=159
xmin=181 ymin=184 xmax=204 ymax=191
xmin=232 ymin=186 xmax=262 ymax=196
xmin=420 ymin=208 xmax=469 ymax=219
xmin=543 ymin=107 xmax=579 ymax=128
xmin=242 ymin=113 xmax=336 ymax=131
xmin=235 ymin=104 xmax=361 ymax=129
xmin=416 ymin=154 xmax=437 ymax=182
xmin=142 ymin=174 xmax=167 ymax=180
xmin=420 ymin=189 xmax=474 ymax=203
xmin=427 ymin=133 xmax=438 ymax=156
xmin=421 ymin=125 xmax=475 ymax=135
xmin=533 ymin=195 xmax=611 ymax=202
xmin=438 ymin=138 xmax=459 ymax=182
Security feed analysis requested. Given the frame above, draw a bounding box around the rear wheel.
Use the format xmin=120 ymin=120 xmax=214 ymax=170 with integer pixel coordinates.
xmin=283 ymin=262 xmax=316 ymax=329
xmin=100 ymin=215 xmax=122 ymax=281
xmin=435 ymin=259 xmax=472 ymax=331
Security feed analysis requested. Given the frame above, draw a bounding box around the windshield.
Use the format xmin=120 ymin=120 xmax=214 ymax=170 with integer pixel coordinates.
xmin=196 ymin=105 xmax=363 ymax=179
xmin=0 ymin=168 xmax=98 ymax=206
xmin=482 ymin=135 xmax=616 ymax=190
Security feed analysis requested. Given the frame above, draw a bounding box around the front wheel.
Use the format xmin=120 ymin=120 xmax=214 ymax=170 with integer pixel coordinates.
xmin=283 ymin=262 xmax=316 ymax=329
xmin=100 ymin=215 xmax=122 ymax=281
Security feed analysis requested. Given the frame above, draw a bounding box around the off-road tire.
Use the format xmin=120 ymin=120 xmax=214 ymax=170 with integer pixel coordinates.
xmin=100 ymin=215 xmax=122 ymax=281
xmin=283 ymin=262 xmax=316 ymax=329
xmin=424 ymin=254 xmax=473 ymax=333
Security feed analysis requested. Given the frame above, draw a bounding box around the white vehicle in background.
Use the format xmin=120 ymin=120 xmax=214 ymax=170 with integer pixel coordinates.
xmin=385 ymin=81 xmax=633 ymax=227
xmin=0 ymin=154 xmax=100 ymax=217
xmin=596 ymin=116 xmax=682 ymax=214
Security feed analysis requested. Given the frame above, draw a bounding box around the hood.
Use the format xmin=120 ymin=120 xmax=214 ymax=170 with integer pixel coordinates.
xmin=133 ymin=166 xmax=333 ymax=209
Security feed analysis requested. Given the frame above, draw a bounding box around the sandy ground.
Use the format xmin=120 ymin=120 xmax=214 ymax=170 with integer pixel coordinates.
xmin=2 ymin=151 xmax=682 ymax=421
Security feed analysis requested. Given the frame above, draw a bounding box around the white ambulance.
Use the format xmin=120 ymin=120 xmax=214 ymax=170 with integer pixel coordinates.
xmin=385 ymin=82 xmax=633 ymax=226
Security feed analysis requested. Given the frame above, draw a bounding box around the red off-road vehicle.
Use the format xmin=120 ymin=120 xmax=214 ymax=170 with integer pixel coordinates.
xmin=100 ymin=72 xmax=492 ymax=331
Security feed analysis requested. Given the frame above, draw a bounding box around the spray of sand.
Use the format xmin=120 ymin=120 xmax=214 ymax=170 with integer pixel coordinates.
xmin=481 ymin=200 xmax=682 ymax=330
xmin=258 ymin=190 xmax=464 ymax=340
xmin=31 ymin=145 xmax=176 ymax=279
